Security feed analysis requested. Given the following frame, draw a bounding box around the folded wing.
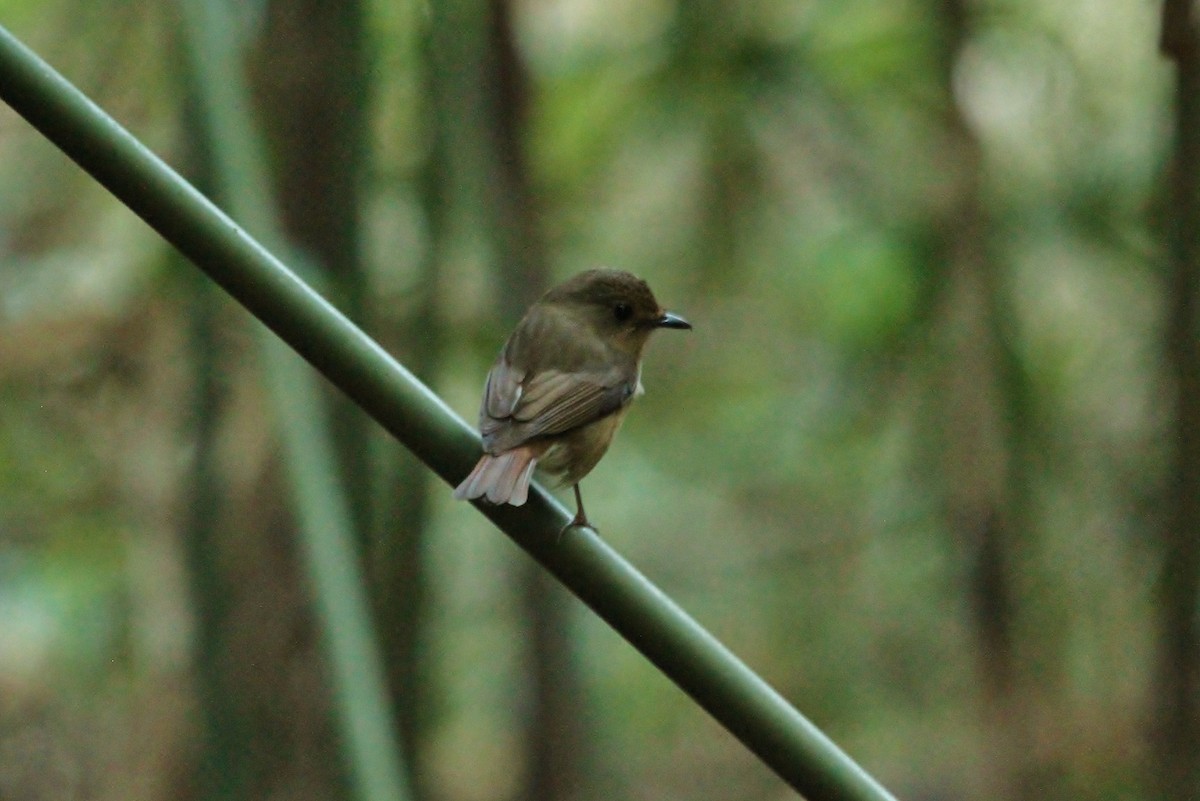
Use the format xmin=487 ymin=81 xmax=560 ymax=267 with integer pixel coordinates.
xmin=480 ymin=358 xmax=635 ymax=454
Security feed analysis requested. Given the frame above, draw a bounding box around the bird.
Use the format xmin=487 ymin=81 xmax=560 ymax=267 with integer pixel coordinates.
xmin=453 ymin=268 xmax=691 ymax=530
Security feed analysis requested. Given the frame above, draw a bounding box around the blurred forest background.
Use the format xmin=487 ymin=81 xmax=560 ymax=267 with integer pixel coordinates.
xmin=0 ymin=0 xmax=1195 ymax=800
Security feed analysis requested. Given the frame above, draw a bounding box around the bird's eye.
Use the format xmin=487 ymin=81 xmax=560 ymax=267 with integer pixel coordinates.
xmin=613 ymin=302 xmax=633 ymax=322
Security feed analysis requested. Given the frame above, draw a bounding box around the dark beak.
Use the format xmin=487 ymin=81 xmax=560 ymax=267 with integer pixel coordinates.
xmin=654 ymin=311 xmax=692 ymax=330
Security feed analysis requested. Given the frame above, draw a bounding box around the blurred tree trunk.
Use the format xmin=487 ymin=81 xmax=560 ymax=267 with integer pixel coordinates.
xmin=176 ymin=4 xmax=373 ymax=799
xmin=250 ymin=0 xmax=374 ymax=544
xmin=482 ymin=3 xmax=588 ymax=800
xmin=251 ymin=5 xmax=440 ymax=799
xmin=182 ymin=260 xmax=346 ymax=801
xmin=930 ymin=1 xmax=1033 ymax=798
xmin=1153 ymin=7 xmax=1200 ymax=799
xmin=483 ymin=0 xmax=551 ymax=297
xmin=176 ymin=41 xmax=344 ymax=801
xmin=671 ymin=0 xmax=760 ymax=291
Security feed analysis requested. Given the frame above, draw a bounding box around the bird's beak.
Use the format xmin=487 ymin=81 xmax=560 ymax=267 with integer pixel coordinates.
xmin=654 ymin=311 xmax=692 ymax=330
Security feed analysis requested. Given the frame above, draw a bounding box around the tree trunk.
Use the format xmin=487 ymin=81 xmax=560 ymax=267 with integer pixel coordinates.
xmin=1153 ymin=6 xmax=1200 ymax=798
xmin=250 ymin=0 xmax=374 ymax=545
xmin=931 ymin=1 xmax=1032 ymax=797
xmin=176 ymin=40 xmax=347 ymax=798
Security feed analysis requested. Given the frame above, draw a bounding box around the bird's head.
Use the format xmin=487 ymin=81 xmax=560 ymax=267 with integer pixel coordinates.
xmin=542 ymin=269 xmax=691 ymax=355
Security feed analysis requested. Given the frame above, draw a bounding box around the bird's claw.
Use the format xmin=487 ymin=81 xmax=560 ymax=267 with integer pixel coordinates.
xmin=557 ymin=512 xmax=594 ymax=541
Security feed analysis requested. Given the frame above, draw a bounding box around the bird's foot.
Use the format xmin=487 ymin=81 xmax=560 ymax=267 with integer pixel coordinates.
xmin=557 ymin=513 xmax=593 ymax=541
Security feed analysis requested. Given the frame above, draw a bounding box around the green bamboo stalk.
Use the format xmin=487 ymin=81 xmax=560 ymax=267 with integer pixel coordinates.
xmin=170 ymin=3 xmax=411 ymax=801
xmin=0 ymin=24 xmax=896 ymax=801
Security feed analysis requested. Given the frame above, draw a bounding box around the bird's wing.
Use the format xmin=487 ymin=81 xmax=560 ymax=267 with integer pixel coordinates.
xmin=480 ymin=359 xmax=635 ymax=454
xmin=482 ymin=357 xmax=525 ymax=421
xmin=514 ymin=368 xmax=634 ymax=435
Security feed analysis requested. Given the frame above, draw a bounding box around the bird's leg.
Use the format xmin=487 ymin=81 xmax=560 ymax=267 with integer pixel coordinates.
xmin=571 ymin=484 xmax=591 ymax=528
xmin=559 ymin=483 xmax=592 ymax=538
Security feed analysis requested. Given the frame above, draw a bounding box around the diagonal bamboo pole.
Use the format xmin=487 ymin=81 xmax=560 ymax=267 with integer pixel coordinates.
xmin=0 ymin=24 xmax=896 ymax=801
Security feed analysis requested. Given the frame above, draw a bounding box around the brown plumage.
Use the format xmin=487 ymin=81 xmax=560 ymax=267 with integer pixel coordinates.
xmin=453 ymin=269 xmax=691 ymax=529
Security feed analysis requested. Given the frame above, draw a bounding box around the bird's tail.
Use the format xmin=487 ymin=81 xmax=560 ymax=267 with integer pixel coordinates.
xmin=453 ymin=447 xmax=539 ymax=506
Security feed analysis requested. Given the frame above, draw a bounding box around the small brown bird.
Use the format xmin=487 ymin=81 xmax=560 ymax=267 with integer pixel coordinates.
xmin=454 ymin=269 xmax=691 ymax=529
